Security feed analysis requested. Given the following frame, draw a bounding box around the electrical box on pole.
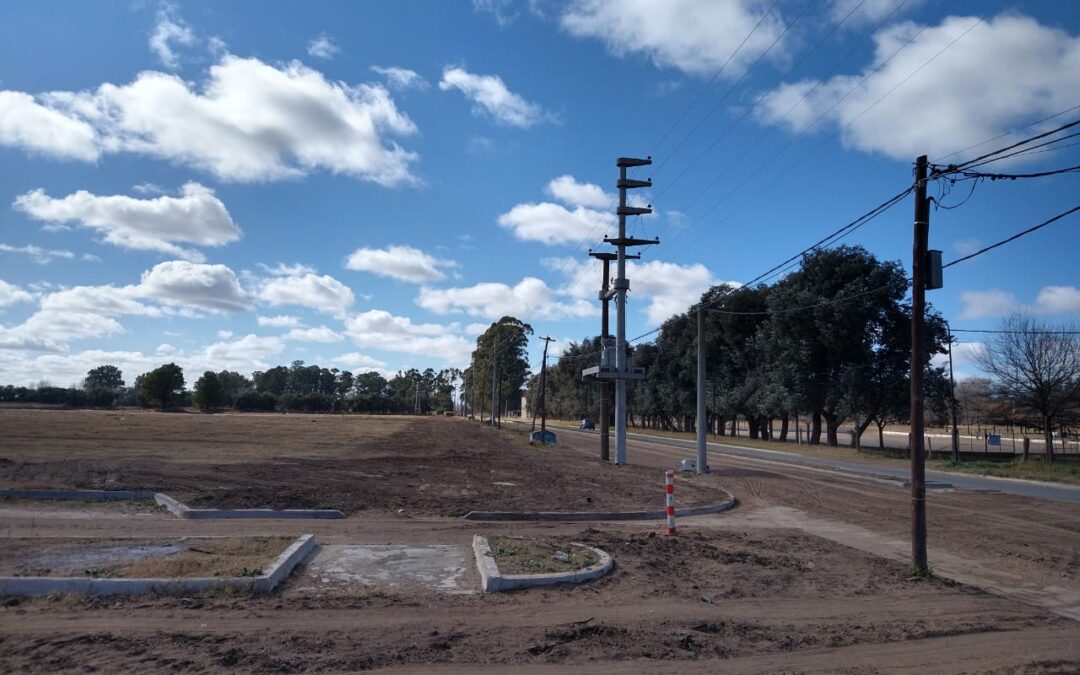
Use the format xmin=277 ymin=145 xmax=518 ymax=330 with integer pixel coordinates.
xmin=926 ymin=249 xmax=943 ymax=290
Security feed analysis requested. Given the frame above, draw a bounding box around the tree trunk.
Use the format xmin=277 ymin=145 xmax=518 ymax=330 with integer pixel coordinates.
xmin=823 ymin=411 xmax=840 ymax=447
xmin=1045 ymin=415 xmax=1055 ymax=463
xmin=748 ymin=416 xmax=760 ymax=439
xmin=810 ymin=409 xmax=822 ymax=445
xmin=851 ymin=417 xmax=872 ymax=450
xmin=729 ymin=416 xmax=738 ymax=437
xmin=877 ymin=420 xmax=885 ymax=449
xmin=779 ymin=413 xmax=789 ymax=442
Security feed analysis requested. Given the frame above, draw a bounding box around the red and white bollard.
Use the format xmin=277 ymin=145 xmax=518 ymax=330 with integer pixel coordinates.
xmin=664 ymin=470 xmax=676 ymax=536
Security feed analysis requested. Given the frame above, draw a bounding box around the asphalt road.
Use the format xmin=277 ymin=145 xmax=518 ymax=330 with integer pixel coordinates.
xmin=544 ymin=423 xmax=1080 ymax=504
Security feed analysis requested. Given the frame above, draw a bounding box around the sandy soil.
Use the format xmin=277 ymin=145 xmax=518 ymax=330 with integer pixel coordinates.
xmin=0 ymin=409 xmax=729 ymax=514
xmin=1 ymin=410 xmax=1079 ymax=672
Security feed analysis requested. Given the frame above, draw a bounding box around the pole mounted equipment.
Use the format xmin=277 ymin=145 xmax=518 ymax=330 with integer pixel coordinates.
xmin=580 ymin=155 xmax=659 ymax=467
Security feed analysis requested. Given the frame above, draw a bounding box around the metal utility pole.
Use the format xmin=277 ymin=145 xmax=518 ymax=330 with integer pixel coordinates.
xmin=946 ymin=322 xmax=960 ymax=462
xmin=611 ymin=157 xmax=655 ymax=466
xmin=490 ymin=330 xmax=499 ymax=426
xmin=538 ymin=336 xmax=555 ymax=444
xmin=910 ymin=155 xmax=930 ymax=574
xmin=696 ymin=306 xmax=707 ymax=474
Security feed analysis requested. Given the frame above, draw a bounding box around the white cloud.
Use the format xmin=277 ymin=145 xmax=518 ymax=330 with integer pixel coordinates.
xmin=197 ymin=334 xmax=285 ymax=372
xmin=550 ymin=256 xmax=718 ymax=325
xmin=417 ymin=278 xmax=594 ymax=321
xmin=465 ymin=322 xmax=489 ymax=336
xmin=149 ymin=3 xmax=196 ymax=69
xmin=0 ymin=311 xmax=123 ymax=352
xmin=439 ymin=66 xmax=545 ymax=128
xmin=755 ymin=15 xmax=1080 ymax=161
xmin=344 ymin=309 xmax=472 ymax=364
xmin=14 ymin=183 xmax=241 ymax=261
xmin=1 ymin=55 xmax=419 ymax=185
xmin=498 ymin=202 xmax=615 ymax=245
xmin=559 ymin=0 xmax=788 ymax=76
xmin=40 ymin=285 xmax=160 ymax=317
xmin=1034 ymin=286 xmax=1080 ymax=315
xmin=284 ymin=326 xmax=344 ymax=343
xmin=139 ymin=260 xmax=252 ymax=312
xmin=332 ymin=351 xmax=388 ymax=372
xmin=258 ymin=272 xmax=355 ymax=317
xmin=0 ymin=91 xmax=100 ymax=161
xmin=307 ymin=34 xmax=340 ymax=60
xmin=217 ymin=330 xmax=233 ymax=339
xmin=257 ymin=314 xmax=302 ymax=328
xmin=258 ymin=262 xmax=317 ymax=277
xmin=473 ymin=0 xmax=519 ymax=26
xmin=371 ymin=66 xmax=428 ymax=91
xmin=0 ymin=243 xmax=76 ymax=265
xmin=545 ymin=175 xmax=611 ymax=209
xmin=345 ymin=244 xmax=456 ymax=283
xmin=0 ymin=279 xmax=34 ymax=308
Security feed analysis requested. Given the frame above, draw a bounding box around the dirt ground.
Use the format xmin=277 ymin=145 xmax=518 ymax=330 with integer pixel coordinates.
xmin=2 ymin=409 xmax=1079 ymax=672
xmin=0 ymin=409 xmax=728 ymax=514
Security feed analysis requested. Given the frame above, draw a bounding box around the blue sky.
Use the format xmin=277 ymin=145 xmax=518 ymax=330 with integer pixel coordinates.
xmin=0 ymin=0 xmax=1077 ymax=386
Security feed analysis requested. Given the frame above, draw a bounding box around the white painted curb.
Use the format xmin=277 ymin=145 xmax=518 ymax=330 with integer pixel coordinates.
xmin=472 ymin=535 xmax=612 ymax=593
xmin=0 ymin=534 xmax=315 ymax=598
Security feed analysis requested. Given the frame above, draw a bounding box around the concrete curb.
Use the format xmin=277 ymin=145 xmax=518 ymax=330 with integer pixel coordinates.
xmin=463 ymin=493 xmax=737 ymax=521
xmin=0 ymin=488 xmax=345 ymax=520
xmin=472 ymin=535 xmax=612 ymax=593
xmin=0 ymin=534 xmax=316 ymax=598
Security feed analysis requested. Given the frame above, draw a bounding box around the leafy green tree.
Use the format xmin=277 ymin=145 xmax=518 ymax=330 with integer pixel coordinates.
xmin=138 ymin=363 xmax=185 ymax=409
xmin=468 ymin=317 xmax=533 ymax=422
xmin=83 ymin=365 xmax=124 ymax=391
xmin=215 ymin=370 xmax=253 ymax=407
xmin=192 ymin=371 xmax=225 ymax=411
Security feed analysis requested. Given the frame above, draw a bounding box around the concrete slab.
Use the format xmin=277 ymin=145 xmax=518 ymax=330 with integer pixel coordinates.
xmin=301 ymin=544 xmax=474 ymax=594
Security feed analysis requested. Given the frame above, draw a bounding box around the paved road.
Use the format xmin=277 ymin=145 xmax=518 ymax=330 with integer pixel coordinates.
xmin=544 ymin=423 xmax=1080 ymax=504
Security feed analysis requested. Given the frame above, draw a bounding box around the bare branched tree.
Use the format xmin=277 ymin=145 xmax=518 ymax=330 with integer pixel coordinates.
xmin=974 ymin=314 xmax=1080 ymax=461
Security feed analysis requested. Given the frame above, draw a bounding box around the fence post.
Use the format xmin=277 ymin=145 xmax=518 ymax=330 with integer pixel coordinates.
xmin=665 ymin=470 xmax=676 ymax=536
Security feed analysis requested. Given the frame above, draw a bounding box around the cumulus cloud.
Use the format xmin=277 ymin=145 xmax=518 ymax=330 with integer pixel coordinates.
xmin=257 ymin=314 xmax=302 ymax=328
xmin=0 ymin=55 xmax=419 ymax=185
xmin=345 ymin=244 xmax=456 ymax=283
xmin=332 ymin=351 xmax=388 ymax=372
xmin=959 ymin=286 xmax=1080 ymax=320
xmin=139 ymin=260 xmax=252 ymax=312
xmin=0 ymin=311 xmax=123 ymax=352
xmin=559 ymin=0 xmax=788 ymax=76
xmin=307 ymin=34 xmax=340 ymax=60
xmin=0 ymin=279 xmax=34 ymax=308
xmin=149 ymin=3 xmax=196 ymax=69
xmin=498 ymin=202 xmax=615 ymax=245
xmin=14 ymin=183 xmax=241 ymax=261
xmin=549 ymin=256 xmax=718 ymax=325
xmin=371 ymin=66 xmax=428 ymax=91
xmin=439 ymin=66 xmax=546 ymax=128
xmin=755 ymin=14 xmax=1080 ymax=161
xmin=344 ymin=309 xmax=472 ymax=364
xmin=40 ymin=285 xmax=161 ymax=317
xmin=284 ymin=326 xmax=344 ymax=343
xmin=545 ymin=175 xmax=611 ymax=209
xmin=416 ymin=278 xmax=594 ymax=321
xmin=0 ymin=91 xmax=100 ymax=161
xmin=257 ymin=271 xmax=355 ymax=317
xmin=0 ymin=243 xmax=76 ymax=265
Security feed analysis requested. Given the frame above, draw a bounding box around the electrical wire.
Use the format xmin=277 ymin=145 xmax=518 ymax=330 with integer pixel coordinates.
xmin=950 ymin=329 xmax=1080 ymax=335
xmin=942 ymin=204 xmax=1080 ymax=269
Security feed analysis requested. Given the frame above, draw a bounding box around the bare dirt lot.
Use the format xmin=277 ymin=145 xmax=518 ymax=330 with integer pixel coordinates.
xmin=2 ymin=409 xmax=1079 ymax=673
xmin=0 ymin=409 xmax=729 ymax=514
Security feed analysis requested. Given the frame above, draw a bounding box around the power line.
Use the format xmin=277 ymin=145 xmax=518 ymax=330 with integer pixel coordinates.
xmin=951 ymin=329 xmax=1080 ymax=335
xmin=932 ymin=103 xmax=1080 ymax=164
xmin=943 ymin=204 xmax=1080 ymax=269
xmin=934 ymin=118 xmax=1080 ymax=175
xmin=946 ymin=163 xmax=1080 ymax=181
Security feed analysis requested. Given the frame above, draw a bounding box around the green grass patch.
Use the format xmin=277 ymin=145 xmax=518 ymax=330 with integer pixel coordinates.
xmin=934 ymin=458 xmax=1080 ymax=485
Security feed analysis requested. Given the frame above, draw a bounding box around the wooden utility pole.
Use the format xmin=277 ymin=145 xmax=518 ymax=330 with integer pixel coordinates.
xmin=910 ymin=155 xmax=930 ymax=574
xmin=538 ymin=336 xmax=555 ymax=444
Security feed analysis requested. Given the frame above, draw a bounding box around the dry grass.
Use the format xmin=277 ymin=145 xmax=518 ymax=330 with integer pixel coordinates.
xmin=488 ymin=535 xmax=598 ymax=575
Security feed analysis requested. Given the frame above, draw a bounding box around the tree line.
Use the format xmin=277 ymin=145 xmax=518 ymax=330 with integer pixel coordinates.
xmin=529 ymin=246 xmax=953 ymax=448
xmin=0 ymin=361 xmax=461 ymax=415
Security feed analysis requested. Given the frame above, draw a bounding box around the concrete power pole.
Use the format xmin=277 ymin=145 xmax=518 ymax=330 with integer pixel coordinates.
xmin=610 ymin=156 xmax=655 ymax=466
xmin=910 ymin=155 xmax=930 ymax=574
xmin=589 ymin=251 xmax=636 ymax=462
xmin=696 ymin=306 xmax=707 ymax=474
